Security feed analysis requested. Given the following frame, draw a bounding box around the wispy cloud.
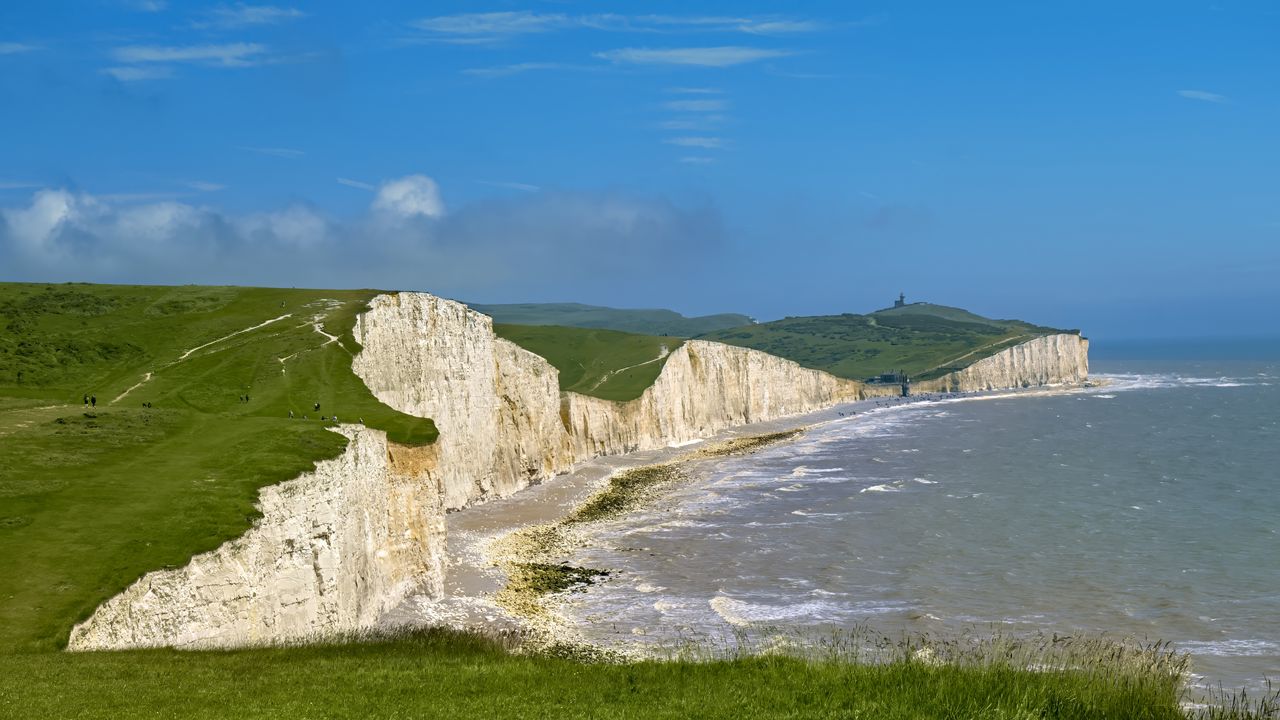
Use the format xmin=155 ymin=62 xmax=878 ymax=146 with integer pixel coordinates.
xmin=113 ymin=42 xmax=268 ymax=67
xmin=239 ymin=146 xmax=305 ymax=158
xmin=663 ymin=99 xmax=729 ymax=112
xmin=664 ymin=136 xmax=725 ymax=149
xmin=1177 ymin=89 xmax=1228 ymax=104
xmin=477 ymin=180 xmax=540 ymax=192
xmin=192 ymin=4 xmax=306 ymax=30
xmin=666 ymin=87 xmax=724 ymax=94
xmin=412 ymin=11 xmax=571 ymax=38
xmin=336 ymin=177 xmax=375 ymax=191
xmin=738 ymin=20 xmax=823 ymax=34
xmin=97 ymin=192 xmax=195 ymax=203
xmin=183 ymin=180 xmax=225 ymax=192
xmin=102 ymin=65 xmax=174 ymax=81
xmin=121 ymin=0 xmax=168 ymax=11
xmin=408 ymin=12 xmax=823 ymax=42
xmin=660 ymin=118 xmax=718 ymax=130
xmin=596 ymin=46 xmax=791 ymax=67
xmin=462 ymin=61 xmax=580 ymax=78
xmin=0 ymin=42 xmax=39 ymax=55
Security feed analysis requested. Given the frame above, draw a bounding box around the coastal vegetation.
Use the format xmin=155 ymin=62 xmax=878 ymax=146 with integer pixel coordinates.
xmin=493 ymin=323 xmax=684 ymax=401
xmin=699 ymin=302 xmax=1072 ymax=381
xmin=2 ymin=627 xmax=1273 ymax=719
xmin=472 ymin=301 xmax=752 ymax=337
xmin=0 ymin=282 xmax=435 ymax=651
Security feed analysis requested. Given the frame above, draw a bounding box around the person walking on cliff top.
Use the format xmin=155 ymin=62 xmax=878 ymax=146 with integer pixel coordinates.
xmin=90 ymin=395 xmax=96 ymax=408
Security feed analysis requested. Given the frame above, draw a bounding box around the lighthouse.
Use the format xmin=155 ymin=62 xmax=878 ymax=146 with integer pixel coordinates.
xmin=894 ymin=292 xmax=906 ymax=308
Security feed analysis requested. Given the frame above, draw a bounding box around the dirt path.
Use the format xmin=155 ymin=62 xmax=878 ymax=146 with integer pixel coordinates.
xmin=111 ymin=372 xmax=153 ymax=404
xmin=177 ymin=314 xmax=292 ymax=361
xmin=587 ymin=345 xmax=671 ymax=392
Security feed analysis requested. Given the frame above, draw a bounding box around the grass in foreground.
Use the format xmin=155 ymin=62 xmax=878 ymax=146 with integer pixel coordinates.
xmin=0 ymin=282 xmax=435 ymax=651
xmin=2 ymin=627 xmax=1273 ymax=719
xmin=493 ymin=323 xmax=684 ymax=401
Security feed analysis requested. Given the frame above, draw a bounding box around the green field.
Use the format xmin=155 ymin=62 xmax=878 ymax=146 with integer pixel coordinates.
xmin=493 ymin=323 xmax=684 ymax=401
xmin=700 ymin=302 xmax=1074 ymax=381
xmin=472 ymin=301 xmax=752 ymax=337
xmin=0 ymin=628 xmax=1239 ymax=720
xmin=0 ymin=282 xmax=436 ymax=652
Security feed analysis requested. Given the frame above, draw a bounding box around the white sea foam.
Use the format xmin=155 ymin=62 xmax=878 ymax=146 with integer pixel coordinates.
xmin=911 ymin=478 xmax=937 ymax=485
xmin=861 ymin=483 xmax=900 ymax=493
xmin=709 ymin=596 xmax=844 ymax=626
xmin=1177 ymin=639 xmax=1280 ymax=657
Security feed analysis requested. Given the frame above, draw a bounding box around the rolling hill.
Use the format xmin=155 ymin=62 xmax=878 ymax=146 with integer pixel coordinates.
xmin=699 ymin=302 xmax=1073 ymax=382
xmin=469 ymin=302 xmax=752 ymax=337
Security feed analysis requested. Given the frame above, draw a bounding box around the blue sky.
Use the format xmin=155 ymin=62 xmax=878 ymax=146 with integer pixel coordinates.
xmin=1 ymin=1 xmax=1278 ymax=340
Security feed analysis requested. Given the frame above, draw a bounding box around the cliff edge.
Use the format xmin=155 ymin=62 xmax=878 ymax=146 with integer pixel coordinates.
xmin=68 ymin=292 xmax=1089 ymax=650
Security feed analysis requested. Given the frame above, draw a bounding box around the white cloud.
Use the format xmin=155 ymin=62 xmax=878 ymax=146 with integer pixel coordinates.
xmin=410 ymin=12 xmax=824 ymax=39
xmin=0 ymin=42 xmax=39 ymax=55
xmin=0 ymin=183 xmax=724 ymax=299
xmin=337 ymin=177 xmax=376 ymax=191
xmin=666 ymin=87 xmax=723 ymax=94
xmin=738 ymin=20 xmax=822 ymax=34
xmin=664 ymin=136 xmax=725 ymax=149
xmin=102 ymin=65 xmax=174 ymax=81
xmin=373 ymin=175 xmax=445 ymax=219
xmin=239 ymin=146 xmax=305 ymax=158
xmin=1177 ymin=89 xmax=1228 ymax=104
xmin=2 ymin=189 xmax=86 ymax=253
xmin=595 ymin=46 xmax=791 ymax=67
xmin=663 ymin=99 xmax=728 ymax=112
xmin=462 ymin=62 xmax=575 ymax=78
xmin=477 ymin=180 xmax=540 ymax=192
xmin=237 ymin=205 xmax=330 ymax=247
xmin=192 ymin=4 xmax=306 ymax=30
xmin=412 ymin=11 xmax=572 ymax=37
xmin=113 ymin=43 xmax=268 ymax=67
xmin=122 ymin=0 xmax=168 ymax=11
xmin=183 ymin=180 xmax=226 ymax=192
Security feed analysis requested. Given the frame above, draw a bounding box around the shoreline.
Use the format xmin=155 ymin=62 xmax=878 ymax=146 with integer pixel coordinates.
xmin=383 ymin=381 xmax=1101 ymax=646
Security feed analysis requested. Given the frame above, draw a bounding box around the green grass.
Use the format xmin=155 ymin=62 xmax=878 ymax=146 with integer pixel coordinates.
xmin=1 ymin=627 xmax=1262 ymax=720
xmin=493 ymin=323 xmax=684 ymax=401
xmin=700 ymin=303 xmax=1073 ymax=381
xmin=0 ymin=282 xmax=435 ymax=652
xmin=471 ymin=301 xmax=753 ymax=337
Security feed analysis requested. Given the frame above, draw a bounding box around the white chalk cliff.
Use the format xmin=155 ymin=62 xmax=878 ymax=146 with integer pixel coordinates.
xmin=68 ymin=293 xmax=1089 ymax=650
xmin=67 ymin=426 xmax=444 ymax=650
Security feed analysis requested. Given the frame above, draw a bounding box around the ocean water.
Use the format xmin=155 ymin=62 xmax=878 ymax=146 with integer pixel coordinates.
xmin=566 ymin=358 xmax=1280 ymax=692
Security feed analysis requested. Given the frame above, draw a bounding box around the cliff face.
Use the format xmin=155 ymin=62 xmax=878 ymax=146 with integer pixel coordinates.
xmin=563 ymin=340 xmax=864 ymax=458
xmin=350 ymin=293 xmax=575 ymax=511
xmin=68 ymin=426 xmax=445 ymax=651
xmin=916 ymin=334 xmax=1089 ymax=393
xmin=68 ymin=294 xmax=1089 ymax=651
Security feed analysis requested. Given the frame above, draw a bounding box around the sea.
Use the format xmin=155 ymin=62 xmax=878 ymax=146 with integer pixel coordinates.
xmin=564 ymin=343 xmax=1280 ymax=693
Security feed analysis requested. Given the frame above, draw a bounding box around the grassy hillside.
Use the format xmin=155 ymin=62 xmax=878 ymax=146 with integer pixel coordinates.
xmin=701 ymin=303 xmax=1072 ymax=381
xmin=494 ymin=323 xmax=683 ymax=402
xmin=472 ymin=302 xmax=752 ymax=337
xmin=0 ymin=282 xmax=435 ymax=651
